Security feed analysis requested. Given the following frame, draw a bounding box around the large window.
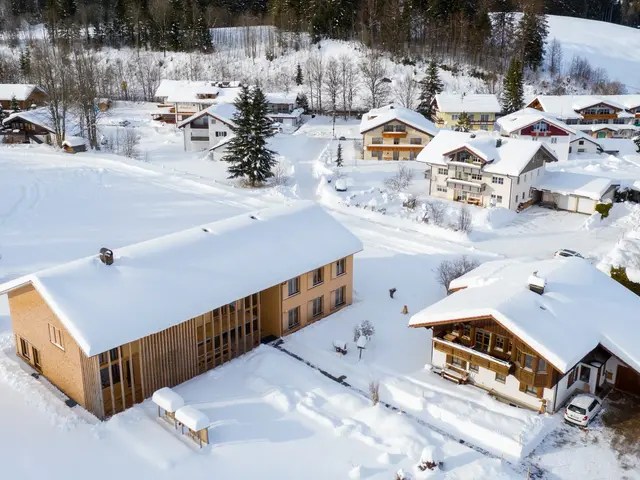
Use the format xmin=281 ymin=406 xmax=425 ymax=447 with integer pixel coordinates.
xmin=48 ymin=324 xmax=64 ymax=351
xmin=312 ymin=267 xmax=324 ymax=286
xmin=518 ymin=349 xmax=534 ymax=371
xmin=537 ymin=358 xmax=547 ymax=373
xmin=462 ymin=324 xmax=471 ymax=338
xmin=287 ymin=277 xmax=300 ymax=297
xmin=336 ymin=258 xmax=346 ymax=277
xmin=372 ymin=137 xmax=383 ymax=144
xmin=312 ymin=296 xmax=324 ymax=318
xmin=524 ymin=385 xmax=538 ymax=396
xmin=410 ymin=138 xmax=422 ymax=145
xmin=288 ymin=307 xmax=300 ymax=330
xmin=334 ymin=286 xmax=346 ymax=308
xmin=474 ymin=329 xmax=490 ymax=352
xmin=437 ymin=168 xmax=448 ymax=176
xmin=480 ymin=114 xmax=490 ymax=122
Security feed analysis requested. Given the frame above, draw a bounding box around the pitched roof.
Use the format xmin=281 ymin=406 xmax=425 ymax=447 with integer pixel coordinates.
xmin=177 ymin=103 xmax=238 ymax=128
xmin=2 ymin=108 xmax=81 ymax=136
xmin=154 ymin=80 xmax=220 ymax=104
xmin=434 ymin=94 xmax=502 ymax=113
xmin=0 ymin=202 xmax=363 ymax=357
xmin=265 ymin=92 xmax=297 ymax=105
xmin=0 ymin=84 xmax=43 ymax=101
xmin=529 ymin=95 xmax=640 ymax=118
xmin=416 ymin=130 xmax=557 ymax=176
xmin=409 ymin=257 xmax=640 ymax=374
xmin=359 ymin=104 xmax=438 ymax=136
xmin=534 ymin=171 xmax=612 ymax=200
xmin=496 ymin=108 xmax=576 ymax=135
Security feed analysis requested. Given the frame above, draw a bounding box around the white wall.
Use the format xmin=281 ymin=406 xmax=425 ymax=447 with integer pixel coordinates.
xmin=605 ymin=356 xmax=623 ymax=385
xmin=182 ymin=116 xmax=233 ymax=152
xmin=569 ymin=137 xmax=600 ymax=155
xmin=511 ymin=165 xmax=544 ymax=207
xmin=468 ymin=364 xmax=546 ymax=411
xmin=431 ymin=349 xmax=447 ymax=368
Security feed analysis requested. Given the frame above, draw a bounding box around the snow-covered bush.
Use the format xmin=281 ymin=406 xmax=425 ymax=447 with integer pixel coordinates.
xmin=417 ymin=446 xmax=442 ymax=471
xmin=422 ymin=200 xmax=446 ymax=226
xmin=456 ymin=206 xmax=472 ymax=232
xmin=359 ymin=320 xmax=375 ymax=339
xmin=369 ymin=380 xmax=380 ymax=406
xmin=395 ymin=468 xmax=410 ymax=480
xmin=434 ymin=255 xmax=480 ymax=292
xmin=271 ymin=161 xmax=290 ymax=186
xmin=384 ymin=164 xmax=413 ymax=192
xmin=402 ymin=194 xmax=419 ymax=211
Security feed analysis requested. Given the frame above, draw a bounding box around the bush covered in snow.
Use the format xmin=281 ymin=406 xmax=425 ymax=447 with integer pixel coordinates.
xmin=384 ymin=164 xmax=414 ymax=192
xmin=434 ymin=255 xmax=480 ymax=292
xmin=353 ymin=320 xmax=376 ymax=341
xmin=369 ymin=380 xmax=380 ymax=405
xmin=417 ymin=446 xmax=442 ymax=472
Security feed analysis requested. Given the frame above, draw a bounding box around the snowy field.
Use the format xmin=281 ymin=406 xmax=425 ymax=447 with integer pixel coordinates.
xmin=2 ymin=102 xmax=640 ymax=478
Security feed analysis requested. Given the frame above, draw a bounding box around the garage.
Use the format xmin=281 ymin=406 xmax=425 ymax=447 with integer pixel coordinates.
xmin=615 ymin=365 xmax=640 ymax=395
xmin=577 ymin=196 xmax=597 ymax=214
xmin=534 ymin=171 xmax=614 ymax=215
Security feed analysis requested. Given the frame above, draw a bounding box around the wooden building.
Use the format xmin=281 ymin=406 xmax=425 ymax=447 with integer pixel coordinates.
xmin=409 ymin=258 xmax=640 ymax=412
xmin=0 ymin=84 xmax=48 ymax=110
xmin=0 ymin=202 xmax=363 ymax=419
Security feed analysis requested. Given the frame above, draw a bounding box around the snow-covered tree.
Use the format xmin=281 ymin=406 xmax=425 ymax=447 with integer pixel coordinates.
xmin=456 ymin=112 xmax=472 ymax=132
xmin=518 ymin=7 xmax=548 ymax=72
xmin=223 ymin=86 xmax=277 ymax=187
xmin=634 ymin=135 xmax=640 ymax=153
xmin=295 ymin=63 xmax=303 ymax=86
xmin=335 ymin=142 xmax=343 ymax=167
xmin=501 ymin=58 xmax=524 ymax=114
xmin=295 ymin=92 xmax=309 ymax=113
xmin=417 ymin=60 xmax=443 ymax=119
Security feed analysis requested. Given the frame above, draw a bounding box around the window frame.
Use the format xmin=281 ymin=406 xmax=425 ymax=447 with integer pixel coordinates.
xmin=474 ymin=329 xmax=491 ymax=353
xmin=287 ymin=276 xmax=300 ymax=297
xmin=287 ymin=306 xmax=300 ymax=330
xmin=495 ymin=372 xmax=506 ymax=384
xmin=336 ymin=258 xmax=346 ymax=277
xmin=537 ymin=358 xmax=547 ymax=373
xmin=462 ymin=324 xmax=471 ymax=338
xmin=311 ymin=296 xmax=324 ymax=318
xmin=524 ymin=384 xmax=538 ymax=397
xmin=19 ymin=337 xmax=30 ymax=359
xmin=334 ymin=286 xmax=346 ymax=308
xmin=32 ymin=346 xmax=42 ymax=370
xmin=469 ymin=363 xmax=479 ymax=373
xmin=48 ymin=323 xmax=65 ymax=351
xmin=494 ymin=336 xmax=505 ymax=351
xmin=312 ymin=267 xmax=324 ymax=287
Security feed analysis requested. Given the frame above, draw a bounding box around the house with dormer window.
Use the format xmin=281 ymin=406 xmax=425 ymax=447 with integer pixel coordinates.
xmin=417 ymin=131 xmax=558 ymax=210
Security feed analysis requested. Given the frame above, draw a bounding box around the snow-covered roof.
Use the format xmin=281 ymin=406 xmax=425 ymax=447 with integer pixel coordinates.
xmin=434 ymin=94 xmax=502 ymax=113
xmin=177 ymin=103 xmax=238 ymax=128
xmin=576 ymin=124 xmax=639 ymax=133
xmin=175 ymin=406 xmax=209 ymax=431
xmin=416 ymin=130 xmax=557 ymax=177
xmin=2 ymin=108 xmax=80 ymax=136
xmin=269 ymin=108 xmax=304 ymax=119
xmin=154 ymin=80 xmax=220 ymax=104
xmin=570 ymin=131 xmax=601 ymax=147
xmin=359 ymin=104 xmax=438 ymax=136
xmin=152 ymin=387 xmax=184 ymax=413
xmin=265 ymin=92 xmax=297 ymax=105
xmin=535 ymin=171 xmax=612 ymax=200
xmin=0 ymin=84 xmax=43 ymax=101
xmin=496 ymin=108 xmax=576 ymax=134
xmin=62 ymin=136 xmax=85 ymax=148
xmin=409 ymin=257 xmax=640 ymax=374
xmin=0 ymin=201 xmax=363 ymax=357
xmin=529 ymin=95 xmax=640 ymax=118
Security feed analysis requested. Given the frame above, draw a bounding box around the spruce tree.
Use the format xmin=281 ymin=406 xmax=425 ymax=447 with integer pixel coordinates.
xmin=9 ymin=95 xmax=20 ymax=112
xmin=501 ymin=59 xmax=524 ymax=114
xmin=295 ymin=92 xmax=309 ymax=113
xmin=457 ymin=112 xmax=472 ymax=132
xmin=295 ymin=64 xmax=303 ymax=86
xmin=335 ymin=142 xmax=343 ymax=167
xmin=518 ymin=7 xmax=549 ymax=72
xmin=19 ymin=47 xmax=31 ymax=80
xmin=224 ymin=86 xmax=277 ymax=187
xmin=195 ymin=15 xmax=212 ymax=52
xmin=417 ymin=60 xmax=444 ymax=120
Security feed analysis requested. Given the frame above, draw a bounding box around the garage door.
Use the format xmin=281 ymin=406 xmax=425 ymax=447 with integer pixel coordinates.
xmin=615 ymin=366 xmax=640 ymax=395
xmin=577 ymin=196 xmax=596 ymax=214
xmin=555 ymin=194 xmax=571 ymax=211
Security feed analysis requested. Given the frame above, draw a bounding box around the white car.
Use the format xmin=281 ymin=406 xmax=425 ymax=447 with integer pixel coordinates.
xmin=564 ymin=394 xmax=602 ymax=427
xmin=554 ymin=249 xmax=584 ymax=259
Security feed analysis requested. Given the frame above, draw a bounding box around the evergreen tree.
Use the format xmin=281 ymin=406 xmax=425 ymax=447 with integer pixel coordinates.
xmin=295 ymin=64 xmax=303 ymax=86
xmin=634 ymin=135 xmax=640 ymax=153
xmin=167 ymin=0 xmax=183 ymax=51
xmin=194 ymin=14 xmax=212 ymax=52
xmin=456 ymin=112 xmax=472 ymax=132
xmin=501 ymin=58 xmax=524 ymax=114
xmin=417 ymin=60 xmax=443 ymax=120
xmin=10 ymin=95 xmax=20 ymax=112
xmin=224 ymin=86 xmax=277 ymax=187
xmin=295 ymin=92 xmax=309 ymax=113
xmin=518 ymin=7 xmax=548 ymax=72
xmin=335 ymin=142 xmax=343 ymax=167
xmin=19 ymin=46 xmax=31 ymax=80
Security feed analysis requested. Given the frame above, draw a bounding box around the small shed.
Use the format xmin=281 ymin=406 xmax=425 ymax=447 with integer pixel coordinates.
xmin=534 ymin=171 xmax=615 ymax=214
xmin=175 ymin=406 xmax=210 ymax=447
xmin=96 ymin=98 xmax=112 ymax=112
xmin=62 ymin=137 xmax=87 ymax=153
xmin=152 ymin=387 xmax=185 ymax=428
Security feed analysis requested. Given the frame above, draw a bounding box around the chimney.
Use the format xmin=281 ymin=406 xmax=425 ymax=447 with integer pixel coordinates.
xmin=527 ymin=271 xmax=546 ymax=295
xmin=496 ymin=138 xmax=503 ymax=148
xmin=99 ymin=247 xmax=114 ymax=266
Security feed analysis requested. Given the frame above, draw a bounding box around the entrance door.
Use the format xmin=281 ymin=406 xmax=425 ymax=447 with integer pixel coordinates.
xmin=458 ymin=191 xmax=468 ymax=202
xmin=393 ymin=151 xmax=399 ymax=161
xmin=616 ymin=366 xmax=640 ymax=395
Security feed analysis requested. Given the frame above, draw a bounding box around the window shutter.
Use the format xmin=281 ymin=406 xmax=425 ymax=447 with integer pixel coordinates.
xmin=519 ymin=382 xmax=526 ymax=392
xmin=536 ymin=387 xmax=544 ymax=399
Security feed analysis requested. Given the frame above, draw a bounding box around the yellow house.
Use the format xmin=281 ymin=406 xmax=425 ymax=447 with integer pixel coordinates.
xmin=360 ymin=104 xmax=438 ymax=161
xmin=434 ymin=94 xmax=502 ymax=131
xmin=0 ymin=201 xmax=363 ymax=419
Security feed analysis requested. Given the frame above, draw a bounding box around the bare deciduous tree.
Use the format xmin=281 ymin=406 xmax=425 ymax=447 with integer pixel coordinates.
xmin=547 ymin=38 xmax=563 ymax=76
xmin=360 ymin=51 xmax=390 ymax=109
xmin=134 ymin=53 xmax=163 ymax=102
xmin=324 ymin=57 xmax=341 ymax=114
xmin=72 ymin=47 xmax=103 ymax=149
xmin=393 ymin=71 xmax=418 ymax=109
xmin=149 ymin=0 xmax=171 ymax=57
xmin=457 ymin=206 xmax=473 ymax=232
xmin=275 ymin=66 xmax=292 ymax=94
xmin=434 ymin=255 xmax=480 ymax=292
xmin=339 ymin=54 xmax=359 ymax=119
xmin=307 ymin=53 xmax=324 ymax=112
xmin=384 ymin=163 xmax=414 ymax=192
xmin=120 ymin=127 xmax=140 ymax=158
xmin=422 ymin=200 xmax=446 ymax=226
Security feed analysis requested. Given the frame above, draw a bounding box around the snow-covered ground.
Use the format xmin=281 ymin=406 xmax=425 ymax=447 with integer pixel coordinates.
xmin=2 ymin=103 xmax=640 ymax=478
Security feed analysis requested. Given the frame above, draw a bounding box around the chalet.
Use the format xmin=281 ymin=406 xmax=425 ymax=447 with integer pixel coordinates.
xmin=496 ymin=108 xmax=577 ymax=161
xmin=569 ymin=131 xmax=602 ymax=155
xmin=409 ymin=257 xmax=640 ymax=413
xmin=0 ymin=84 xmax=48 ymax=110
xmin=1 ymin=108 xmax=81 ymax=145
xmin=177 ymin=103 xmax=237 ymax=152
xmin=527 ymin=95 xmax=640 ymax=138
xmin=418 ymin=131 xmax=558 ymax=210
xmin=360 ymin=104 xmax=438 ymax=161
xmin=0 ymin=202 xmax=362 ymax=419
xmin=433 ymin=94 xmax=502 ymax=131
xmin=265 ymin=92 xmax=303 ymax=127
xmin=152 ymin=80 xmax=222 ymax=123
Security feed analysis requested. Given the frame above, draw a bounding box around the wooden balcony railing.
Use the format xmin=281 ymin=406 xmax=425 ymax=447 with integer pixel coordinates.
xmin=433 ymin=337 xmax=510 ymax=376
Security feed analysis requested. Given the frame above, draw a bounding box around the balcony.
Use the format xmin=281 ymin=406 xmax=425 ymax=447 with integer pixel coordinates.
xmin=367 ymin=144 xmax=424 ymax=151
xmin=581 ymin=113 xmax=617 ymax=120
xmin=433 ymin=337 xmax=511 ymax=376
xmin=382 ymin=131 xmax=408 ymax=138
xmin=446 ymin=177 xmax=486 ymax=193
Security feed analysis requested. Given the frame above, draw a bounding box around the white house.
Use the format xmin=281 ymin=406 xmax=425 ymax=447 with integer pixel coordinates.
xmin=153 ymin=80 xmax=222 ymax=123
xmin=418 ymin=130 xmax=558 ymax=210
xmin=568 ymin=131 xmax=602 ymax=156
xmin=177 ymin=103 xmax=236 ymax=152
xmin=409 ymin=257 xmax=640 ymax=412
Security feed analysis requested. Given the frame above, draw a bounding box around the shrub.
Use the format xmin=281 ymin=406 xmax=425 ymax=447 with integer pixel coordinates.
xmin=610 ymin=266 xmax=640 ymax=296
xmin=402 ymin=194 xmax=419 ymax=210
xmin=384 ymin=164 xmax=414 ymax=192
xmin=354 ymin=320 xmax=376 ymax=341
xmin=369 ymin=380 xmax=380 ymax=406
xmin=595 ymin=202 xmax=613 ymax=219
xmin=456 ymin=206 xmax=473 ymax=232
xmin=434 ymin=256 xmax=480 ymax=292
xmin=422 ymin=200 xmax=446 ymax=226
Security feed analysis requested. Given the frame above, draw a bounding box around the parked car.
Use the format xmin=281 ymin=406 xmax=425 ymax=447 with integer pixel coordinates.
xmin=334 ymin=178 xmax=347 ymax=192
xmin=564 ymin=394 xmax=602 ymax=427
xmin=554 ymin=249 xmax=584 ymax=259
xmin=339 ymin=136 xmax=346 ymax=141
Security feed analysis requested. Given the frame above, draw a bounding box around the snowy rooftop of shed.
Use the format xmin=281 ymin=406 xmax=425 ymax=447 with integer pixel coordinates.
xmin=409 ymin=257 xmax=640 ymax=374
xmin=496 ymin=108 xmax=576 ymax=134
xmin=62 ymin=136 xmax=85 ymax=147
xmin=434 ymin=94 xmax=501 ymax=113
xmin=416 ymin=130 xmax=557 ymax=176
xmin=0 ymin=84 xmax=42 ymax=101
xmin=152 ymin=387 xmax=184 ymax=413
xmin=0 ymin=201 xmax=363 ymax=357
xmin=175 ymin=406 xmax=210 ymax=431
xmin=534 ymin=171 xmax=612 ymax=200
xmin=359 ymin=104 xmax=438 ymax=136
